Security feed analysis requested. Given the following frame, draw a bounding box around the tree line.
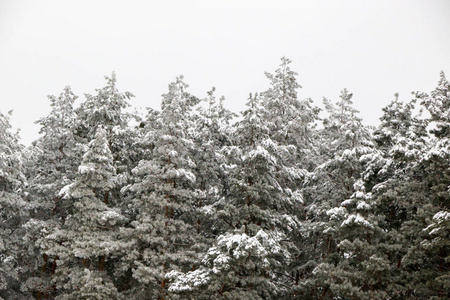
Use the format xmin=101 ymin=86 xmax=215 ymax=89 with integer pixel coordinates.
xmin=0 ymin=58 xmax=449 ymax=299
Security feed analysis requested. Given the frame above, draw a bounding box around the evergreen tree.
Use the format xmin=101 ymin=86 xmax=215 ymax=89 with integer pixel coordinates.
xmin=262 ymin=57 xmax=320 ymax=170
xmin=396 ymin=71 xmax=450 ymax=298
xmin=0 ymin=111 xmax=29 ymax=299
xmin=373 ymin=93 xmax=427 ymax=150
xmin=22 ymin=87 xmax=81 ymax=299
xmin=301 ymin=90 xmax=385 ymax=299
xmin=261 ymin=57 xmax=322 ymax=297
xmin=169 ymin=93 xmax=302 ymax=299
xmin=29 ymin=86 xmax=81 ymax=209
xmin=122 ymin=76 xmax=201 ymax=299
xmin=40 ymin=127 xmax=126 ymax=299
xmin=193 ymin=87 xmax=235 ymax=198
xmin=190 ymin=88 xmax=236 ymax=243
xmin=75 ymin=72 xmax=136 ymax=184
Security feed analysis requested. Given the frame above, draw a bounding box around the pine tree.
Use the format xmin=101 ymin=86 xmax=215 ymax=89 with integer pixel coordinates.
xmin=40 ymin=127 xmax=126 ymax=299
xmin=301 ymin=90 xmax=387 ymax=299
xmin=419 ymin=71 xmax=450 ymax=138
xmin=122 ymin=76 xmax=201 ymax=299
xmin=373 ymin=93 xmax=427 ymax=150
xmin=262 ymin=57 xmax=320 ymax=170
xmin=190 ymin=87 xmax=236 ymax=243
xmin=0 ymin=111 xmax=29 ymax=299
xmin=75 ymin=72 xmax=136 ymax=182
xmin=260 ymin=58 xmax=323 ymax=297
xmin=21 ymin=87 xmax=81 ymax=298
xmin=369 ymin=95 xmax=428 ymax=298
xmin=169 ymin=93 xmax=302 ymax=299
xmin=193 ymin=88 xmax=235 ymax=197
xmin=396 ymin=71 xmax=450 ymax=298
xmin=29 ymin=86 xmax=81 ymax=204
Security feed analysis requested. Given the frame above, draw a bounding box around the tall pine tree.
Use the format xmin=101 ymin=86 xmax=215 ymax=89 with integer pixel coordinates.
xmin=40 ymin=127 xmax=126 ymax=299
xmin=122 ymin=76 xmax=201 ymax=299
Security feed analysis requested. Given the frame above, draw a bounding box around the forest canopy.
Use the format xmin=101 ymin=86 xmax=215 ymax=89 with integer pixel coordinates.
xmin=0 ymin=58 xmax=449 ymax=299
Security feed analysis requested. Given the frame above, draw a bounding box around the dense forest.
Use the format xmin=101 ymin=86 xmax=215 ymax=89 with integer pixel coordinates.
xmin=0 ymin=58 xmax=449 ymax=299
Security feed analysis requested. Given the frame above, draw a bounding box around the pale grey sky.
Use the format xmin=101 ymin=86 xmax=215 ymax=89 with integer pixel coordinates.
xmin=1 ymin=0 xmax=449 ymax=145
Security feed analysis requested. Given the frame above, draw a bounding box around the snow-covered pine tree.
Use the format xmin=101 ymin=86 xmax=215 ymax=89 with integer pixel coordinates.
xmin=396 ymin=71 xmax=450 ymax=298
xmin=21 ymin=87 xmax=81 ymax=298
xmin=168 ymin=92 xmax=302 ymax=299
xmin=301 ymin=90 xmax=389 ymax=299
xmin=29 ymin=86 xmax=80 ymax=210
xmin=75 ymin=72 xmax=133 ymax=138
xmin=193 ymin=87 xmax=235 ymax=198
xmin=0 ymin=111 xmax=29 ymax=299
xmin=373 ymin=93 xmax=428 ymax=151
xmin=260 ymin=58 xmax=322 ymax=296
xmin=122 ymin=76 xmax=201 ymax=299
xmin=334 ymin=92 xmax=433 ymax=299
xmin=261 ymin=57 xmax=320 ymax=170
xmin=69 ymin=74 xmax=142 ymax=295
xmin=190 ymin=87 xmax=236 ymax=240
xmin=75 ymin=72 xmax=137 ymax=189
xmin=40 ymin=127 xmax=126 ymax=299
xmin=306 ymin=89 xmax=373 ymax=203
xmin=419 ymin=71 xmax=450 ymax=139
xmin=351 ymin=75 xmax=449 ymax=298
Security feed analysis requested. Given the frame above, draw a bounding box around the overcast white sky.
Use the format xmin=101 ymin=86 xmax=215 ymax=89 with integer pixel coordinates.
xmin=1 ymin=0 xmax=449 ymax=145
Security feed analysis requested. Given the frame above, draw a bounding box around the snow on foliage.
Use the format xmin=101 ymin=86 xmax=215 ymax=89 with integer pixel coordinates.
xmin=1 ymin=62 xmax=449 ymax=299
xmin=341 ymin=214 xmax=374 ymax=228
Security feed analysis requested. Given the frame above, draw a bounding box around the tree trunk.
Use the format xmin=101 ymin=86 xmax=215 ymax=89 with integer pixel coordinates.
xmin=159 ymin=268 xmax=167 ymax=300
xmin=37 ymin=254 xmax=49 ymax=300
xmin=103 ymin=190 xmax=109 ymax=204
xmin=319 ymin=286 xmax=328 ymax=300
xmin=99 ymin=255 xmax=105 ymax=271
